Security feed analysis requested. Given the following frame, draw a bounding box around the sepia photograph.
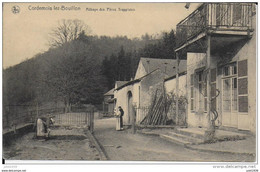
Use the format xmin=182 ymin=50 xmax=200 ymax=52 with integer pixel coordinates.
xmin=2 ymin=1 xmax=257 ymax=169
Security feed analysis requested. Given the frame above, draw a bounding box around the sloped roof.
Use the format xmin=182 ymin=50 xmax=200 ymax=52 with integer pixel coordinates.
xmin=104 ymin=88 xmax=114 ymax=96
xmin=140 ymin=57 xmax=187 ymax=76
xmin=115 ymin=69 xmax=159 ymax=91
xmin=115 ymin=81 xmax=128 ymax=88
xmin=164 ymin=71 xmax=187 ymax=82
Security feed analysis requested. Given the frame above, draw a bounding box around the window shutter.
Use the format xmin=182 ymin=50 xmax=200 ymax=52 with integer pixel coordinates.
xmin=238 ymin=78 xmax=248 ymax=95
xmin=237 ymin=60 xmax=248 ymax=113
xmin=238 ymin=60 xmax=247 ymax=77
xmin=238 ymin=96 xmax=248 ymax=112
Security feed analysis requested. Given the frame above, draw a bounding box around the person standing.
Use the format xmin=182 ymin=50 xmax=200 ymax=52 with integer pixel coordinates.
xmin=118 ymin=106 xmax=124 ymax=130
xmin=114 ymin=108 xmax=121 ymax=131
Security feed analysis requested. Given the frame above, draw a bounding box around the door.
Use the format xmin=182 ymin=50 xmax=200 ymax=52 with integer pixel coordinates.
xmin=222 ymin=64 xmax=238 ymax=128
xmin=127 ymin=91 xmax=133 ymax=124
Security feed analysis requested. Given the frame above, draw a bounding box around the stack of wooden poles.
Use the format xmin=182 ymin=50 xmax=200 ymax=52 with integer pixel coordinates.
xmin=140 ymin=89 xmax=173 ymax=125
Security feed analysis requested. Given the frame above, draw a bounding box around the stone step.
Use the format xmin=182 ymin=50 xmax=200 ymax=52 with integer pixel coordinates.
xmin=166 ymin=132 xmax=204 ymax=145
xmin=160 ymin=134 xmax=191 ymax=146
xmin=175 ymin=128 xmax=205 ymax=140
xmin=174 ymin=127 xmax=247 ymax=142
xmin=218 ymin=126 xmax=253 ymax=136
xmin=214 ymin=129 xmax=247 ymax=141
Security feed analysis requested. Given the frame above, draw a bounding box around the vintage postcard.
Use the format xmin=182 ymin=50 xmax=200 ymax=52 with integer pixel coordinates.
xmin=2 ymin=2 xmax=258 ymax=171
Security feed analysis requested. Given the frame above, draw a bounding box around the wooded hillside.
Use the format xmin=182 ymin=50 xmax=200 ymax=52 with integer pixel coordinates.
xmin=3 ymin=27 xmax=177 ymax=108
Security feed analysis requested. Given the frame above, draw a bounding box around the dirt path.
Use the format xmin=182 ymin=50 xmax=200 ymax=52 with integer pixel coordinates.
xmin=3 ymin=128 xmax=100 ymax=160
xmin=94 ymin=118 xmax=254 ymax=161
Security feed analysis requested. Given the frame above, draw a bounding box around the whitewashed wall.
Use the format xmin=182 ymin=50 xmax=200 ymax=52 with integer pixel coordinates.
xmin=164 ymin=74 xmax=187 ymax=96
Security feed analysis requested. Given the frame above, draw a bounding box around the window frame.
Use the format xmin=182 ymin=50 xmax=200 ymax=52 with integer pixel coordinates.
xmin=221 ymin=62 xmax=238 ymax=113
xmin=197 ymin=70 xmax=207 ymax=113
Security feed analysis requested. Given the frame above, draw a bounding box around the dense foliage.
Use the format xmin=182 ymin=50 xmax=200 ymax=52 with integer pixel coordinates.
xmin=3 ymin=25 xmax=177 ymax=108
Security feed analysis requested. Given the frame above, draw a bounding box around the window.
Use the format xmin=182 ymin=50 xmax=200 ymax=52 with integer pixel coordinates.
xmin=232 ymin=65 xmax=237 ymax=75
xmin=224 ymin=66 xmax=230 ymax=76
xmin=222 ymin=62 xmax=238 ymax=112
xmin=197 ymin=71 xmax=207 ymax=112
xmin=223 ymin=63 xmax=237 ymax=77
xmin=232 ymin=78 xmax=238 ymax=111
xmin=223 ymin=78 xmax=231 ymax=112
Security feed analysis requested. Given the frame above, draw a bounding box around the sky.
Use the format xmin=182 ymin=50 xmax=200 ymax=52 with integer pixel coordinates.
xmin=3 ymin=2 xmax=200 ymax=68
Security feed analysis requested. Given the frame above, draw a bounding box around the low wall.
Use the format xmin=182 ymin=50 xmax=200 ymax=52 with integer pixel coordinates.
xmin=3 ymin=124 xmax=34 ymax=146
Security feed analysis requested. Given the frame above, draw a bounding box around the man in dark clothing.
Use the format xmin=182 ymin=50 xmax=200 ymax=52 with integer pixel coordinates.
xmin=118 ymin=106 xmax=124 ymax=130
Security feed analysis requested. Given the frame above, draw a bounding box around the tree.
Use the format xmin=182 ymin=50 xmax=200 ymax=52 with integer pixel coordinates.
xmin=162 ymin=29 xmax=176 ymax=59
xmin=42 ymin=38 xmax=106 ymax=111
xmin=49 ymin=19 xmax=91 ymax=47
xmin=138 ymin=29 xmax=177 ymax=59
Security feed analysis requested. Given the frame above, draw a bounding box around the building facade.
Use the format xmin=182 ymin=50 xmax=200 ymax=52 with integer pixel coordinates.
xmin=114 ymin=57 xmax=187 ymax=125
xmin=103 ymin=88 xmax=115 ymax=116
xmin=175 ymin=3 xmax=256 ymax=133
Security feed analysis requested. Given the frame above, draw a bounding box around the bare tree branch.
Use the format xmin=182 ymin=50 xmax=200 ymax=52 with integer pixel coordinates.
xmin=49 ymin=19 xmax=91 ymax=48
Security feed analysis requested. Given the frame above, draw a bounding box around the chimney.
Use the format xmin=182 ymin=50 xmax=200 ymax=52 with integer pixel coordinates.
xmin=185 ymin=3 xmax=190 ymax=9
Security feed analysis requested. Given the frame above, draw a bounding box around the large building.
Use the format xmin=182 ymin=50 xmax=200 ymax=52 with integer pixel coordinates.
xmin=114 ymin=57 xmax=187 ymax=124
xmin=175 ymin=3 xmax=256 ymax=133
xmin=109 ymin=3 xmax=256 ymax=134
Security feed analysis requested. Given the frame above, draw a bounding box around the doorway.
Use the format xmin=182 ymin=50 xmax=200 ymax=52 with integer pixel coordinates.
xmin=127 ymin=91 xmax=133 ymax=124
xmin=222 ymin=63 xmax=238 ymax=128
